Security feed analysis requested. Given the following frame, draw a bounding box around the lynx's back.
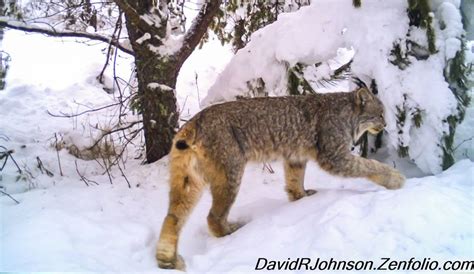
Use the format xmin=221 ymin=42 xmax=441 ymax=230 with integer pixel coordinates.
xmin=185 ymin=93 xmax=354 ymax=162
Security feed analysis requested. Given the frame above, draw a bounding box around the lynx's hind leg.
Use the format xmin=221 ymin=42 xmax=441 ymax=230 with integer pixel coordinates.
xmin=284 ymin=160 xmax=316 ymax=201
xmin=206 ymin=161 xmax=245 ymax=237
xmin=156 ymin=149 xmax=205 ymax=270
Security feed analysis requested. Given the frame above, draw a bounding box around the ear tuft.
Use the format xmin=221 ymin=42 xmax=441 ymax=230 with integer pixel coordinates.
xmin=355 ymin=87 xmax=373 ymax=106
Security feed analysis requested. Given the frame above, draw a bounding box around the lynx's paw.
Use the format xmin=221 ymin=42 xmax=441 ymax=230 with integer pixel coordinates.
xmin=229 ymin=222 xmax=245 ymax=234
xmin=157 ymin=254 xmax=186 ymax=271
xmin=384 ymin=170 xmax=405 ymax=190
xmin=287 ymin=188 xmax=317 ymax=201
xmin=383 ymin=169 xmax=405 ymax=189
xmin=369 ymin=169 xmax=405 ymax=190
xmin=208 ymin=218 xmax=245 ymax=237
xmin=305 ymin=189 xmax=318 ymax=196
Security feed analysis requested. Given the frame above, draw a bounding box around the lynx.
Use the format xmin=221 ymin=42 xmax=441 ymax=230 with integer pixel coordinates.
xmin=156 ymin=87 xmax=405 ymax=270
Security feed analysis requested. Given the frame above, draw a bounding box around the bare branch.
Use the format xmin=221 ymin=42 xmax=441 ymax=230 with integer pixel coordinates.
xmin=36 ymin=156 xmax=54 ymax=177
xmin=109 ymin=126 xmax=142 ymax=167
xmin=74 ymin=160 xmax=99 ymax=186
xmin=0 ymin=17 xmax=134 ymax=55
xmin=88 ymin=120 xmax=142 ymax=150
xmin=453 ymin=136 xmax=474 ymax=151
xmin=176 ymin=0 xmax=222 ymax=66
xmin=117 ymin=161 xmax=131 ymax=188
xmin=0 ymin=146 xmax=22 ymax=174
xmin=47 ymin=101 xmax=122 ymax=118
xmin=0 ymin=190 xmax=20 ymax=204
xmin=98 ymin=11 xmax=124 ymax=85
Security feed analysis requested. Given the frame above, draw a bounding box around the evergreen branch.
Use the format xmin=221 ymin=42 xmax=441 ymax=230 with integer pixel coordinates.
xmin=0 ymin=17 xmax=134 ymax=55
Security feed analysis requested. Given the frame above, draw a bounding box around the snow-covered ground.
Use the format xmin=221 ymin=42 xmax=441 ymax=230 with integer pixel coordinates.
xmin=2 ymin=158 xmax=473 ymax=272
xmin=1 ymin=25 xmax=473 ymax=274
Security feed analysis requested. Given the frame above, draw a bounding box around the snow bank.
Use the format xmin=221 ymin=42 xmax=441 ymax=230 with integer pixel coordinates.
xmin=203 ymin=0 xmax=409 ymax=103
xmin=203 ymin=0 xmax=466 ymax=174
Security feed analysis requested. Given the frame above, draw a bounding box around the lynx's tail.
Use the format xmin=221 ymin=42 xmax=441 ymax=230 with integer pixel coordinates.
xmin=173 ymin=120 xmax=197 ymax=150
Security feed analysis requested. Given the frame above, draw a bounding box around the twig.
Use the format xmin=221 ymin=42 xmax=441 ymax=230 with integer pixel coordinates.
xmin=98 ymin=11 xmax=123 ymax=85
xmin=88 ymin=120 xmax=142 ymax=150
xmin=0 ymin=133 xmax=9 ymax=141
xmin=104 ymin=164 xmax=113 ymax=184
xmin=109 ymin=127 xmax=142 ymax=167
xmin=47 ymin=101 xmax=122 ymax=118
xmin=101 ymin=149 xmax=114 ymax=185
xmin=117 ymin=161 xmax=131 ymax=188
xmin=74 ymin=160 xmax=98 ymax=186
xmin=263 ymin=162 xmax=275 ymax=174
xmin=0 ymin=146 xmax=22 ymax=174
xmin=54 ymin=133 xmax=64 ymax=176
xmin=0 ymin=190 xmax=20 ymax=204
xmin=93 ymin=157 xmax=106 ymax=170
xmin=453 ymin=136 xmax=474 ymax=152
xmin=36 ymin=156 xmax=54 ymax=177
xmin=115 ymin=76 xmax=138 ymax=90
xmin=180 ymin=95 xmax=189 ymax=115
xmin=195 ymin=72 xmax=201 ymax=108
xmin=112 ymin=18 xmax=126 ymax=124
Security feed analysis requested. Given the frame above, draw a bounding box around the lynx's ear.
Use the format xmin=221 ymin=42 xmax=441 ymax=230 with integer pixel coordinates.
xmin=355 ymin=87 xmax=373 ymax=107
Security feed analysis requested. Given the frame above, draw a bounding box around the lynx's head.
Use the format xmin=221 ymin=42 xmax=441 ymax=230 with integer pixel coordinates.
xmin=352 ymin=87 xmax=386 ymax=141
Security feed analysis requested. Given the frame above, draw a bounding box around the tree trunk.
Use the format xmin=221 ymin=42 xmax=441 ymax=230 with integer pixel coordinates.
xmin=118 ymin=0 xmax=222 ymax=163
xmin=135 ymin=53 xmax=180 ymax=163
xmin=123 ymin=8 xmax=179 ymax=163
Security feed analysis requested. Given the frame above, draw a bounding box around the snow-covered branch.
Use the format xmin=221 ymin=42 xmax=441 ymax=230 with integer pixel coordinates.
xmin=0 ymin=17 xmax=134 ymax=55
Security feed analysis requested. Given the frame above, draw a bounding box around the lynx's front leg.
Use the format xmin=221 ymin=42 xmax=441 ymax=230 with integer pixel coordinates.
xmin=365 ymin=160 xmax=405 ymax=189
xmin=283 ymin=160 xmax=317 ymax=201
xmin=317 ymin=152 xmax=405 ymax=189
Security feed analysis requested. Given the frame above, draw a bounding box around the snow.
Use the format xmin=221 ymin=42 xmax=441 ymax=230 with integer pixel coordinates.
xmin=203 ymin=1 xmax=409 ymax=104
xmin=203 ymin=0 xmax=467 ymax=175
xmin=138 ymin=10 xmax=186 ymax=56
xmin=136 ymin=32 xmax=151 ymax=44
xmin=2 ymin=153 xmax=473 ymax=271
xmin=149 ymin=34 xmax=184 ymax=56
xmin=140 ymin=13 xmax=162 ymax=28
xmin=435 ymin=1 xmax=464 ymax=59
xmin=1 ymin=4 xmax=473 ymax=273
xmin=148 ymin=82 xmax=174 ymax=92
